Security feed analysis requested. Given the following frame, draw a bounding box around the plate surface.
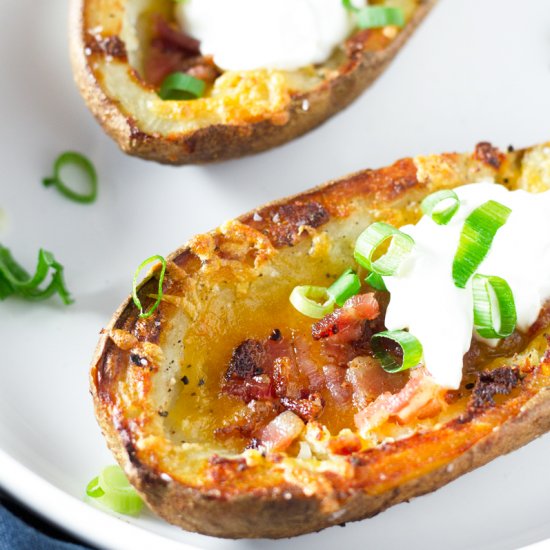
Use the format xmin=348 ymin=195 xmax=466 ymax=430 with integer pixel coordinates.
xmin=1 ymin=1 xmax=550 ymax=549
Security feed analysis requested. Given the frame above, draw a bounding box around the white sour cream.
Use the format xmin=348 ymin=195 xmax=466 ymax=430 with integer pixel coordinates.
xmin=384 ymin=182 xmax=550 ymax=389
xmin=175 ymin=0 xmax=359 ymax=71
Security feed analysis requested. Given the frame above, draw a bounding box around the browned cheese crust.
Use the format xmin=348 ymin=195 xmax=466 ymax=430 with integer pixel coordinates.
xmin=91 ymin=141 xmax=550 ymax=538
xmin=69 ymin=0 xmax=436 ymax=165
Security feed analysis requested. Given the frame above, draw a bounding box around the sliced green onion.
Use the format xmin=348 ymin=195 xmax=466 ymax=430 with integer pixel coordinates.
xmin=452 ymin=200 xmax=511 ymax=288
xmin=421 ymin=189 xmax=460 ymax=225
xmin=356 ymin=6 xmax=405 ymax=28
xmin=159 ymin=72 xmax=206 ymax=100
xmin=371 ymin=330 xmax=423 ymax=373
xmin=354 ymin=222 xmax=414 ymax=276
xmin=43 ymin=152 xmax=98 ymax=204
xmin=290 ymin=285 xmax=335 ymax=319
xmin=132 ymin=255 xmax=167 ymax=319
xmin=328 ymin=268 xmax=361 ymax=306
xmin=473 ymin=274 xmax=517 ymax=339
xmin=86 ymin=476 xmax=105 ymax=498
xmin=0 ymin=245 xmax=73 ymax=305
xmin=365 ymin=272 xmax=387 ymax=291
xmin=86 ymin=465 xmax=143 ymax=516
xmin=341 ymin=0 xmax=357 ymax=10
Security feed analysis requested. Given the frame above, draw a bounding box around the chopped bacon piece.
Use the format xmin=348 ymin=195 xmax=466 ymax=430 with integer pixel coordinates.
xmin=354 ymin=368 xmax=446 ymax=434
xmin=322 ymin=365 xmax=351 ymax=405
xmin=293 ymin=336 xmax=325 ymax=391
xmin=346 ymin=356 xmax=408 ymax=410
xmin=312 ymin=293 xmax=380 ymax=341
xmin=273 ymin=356 xmax=304 ymax=399
xmin=259 ymin=411 xmax=305 ymax=452
xmin=280 ymin=393 xmax=324 ymax=422
xmin=225 ymin=339 xmax=266 ymax=381
xmin=215 ymin=400 xmax=279 ymax=441
xmin=153 ymin=15 xmax=200 ymax=54
xmin=223 ymin=375 xmax=273 ymax=403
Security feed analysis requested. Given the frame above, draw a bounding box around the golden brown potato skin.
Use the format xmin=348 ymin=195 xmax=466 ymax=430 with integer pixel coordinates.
xmin=69 ymin=0 xmax=435 ymax=165
xmin=91 ymin=141 xmax=550 ymax=538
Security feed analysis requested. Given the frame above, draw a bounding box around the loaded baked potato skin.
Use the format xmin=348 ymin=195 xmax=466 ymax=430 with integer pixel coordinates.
xmin=69 ymin=0 xmax=435 ymax=165
xmin=91 ymin=141 xmax=550 ymax=538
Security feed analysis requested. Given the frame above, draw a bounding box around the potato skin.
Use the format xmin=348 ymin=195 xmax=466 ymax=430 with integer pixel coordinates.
xmin=69 ymin=0 xmax=435 ymax=165
xmin=91 ymin=141 xmax=550 ymax=538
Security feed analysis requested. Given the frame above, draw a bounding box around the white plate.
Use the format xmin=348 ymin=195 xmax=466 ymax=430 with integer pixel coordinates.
xmin=1 ymin=1 xmax=550 ymax=549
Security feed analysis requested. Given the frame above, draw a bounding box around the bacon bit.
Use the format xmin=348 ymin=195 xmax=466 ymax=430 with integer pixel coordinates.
xmin=225 ymin=339 xmax=265 ymax=381
xmin=223 ymin=375 xmax=273 ymax=403
xmin=322 ymin=365 xmax=351 ymax=405
xmin=153 ymin=15 xmax=200 ymax=54
xmin=346 ymin=356 xmax=408 ymax=410
xmin=215 ymin=400 xmax=279 ymax=441
xmin=273 ymin=356 xmax=304 ymax=399
xmin=280 ymin=393 xmax=324 ymax=422
xmin=312 ymin=293 xmax=380 ymax=341
xmin=354 ymin=368 xmax=445 ymax=434
xmin=293 ymin=336 xmax=325 ymax=391
xmin=259 ymin=411 xmax=305 ymax=452
xmin=328 ymin=431 xmax=362 ymax=456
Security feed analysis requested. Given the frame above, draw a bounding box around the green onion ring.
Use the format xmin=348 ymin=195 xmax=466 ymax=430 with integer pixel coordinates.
xmin=371 ymin=330 xmax=424 ymax=373
xmin=354 ymin=222 xmax=415 ymax=276
xmin=421 ymin=189 xmax=460 ymax=225
xmin=132 ymin=255 xmax=167 ymax=319
xmin=43 ymin=152 xmax=98 ymax=204
xmin=365 ymin=271 xmax=387 ymax=291
xmin=452 ymin=200 xmax=511 ymax=288
xmin=86 ymin=466 xmax=143 ymax=516
xmin=290 ymin=285 xmax=335 ymax=319
xmin=473 ymin=274 xmax=517 ymax=339
xmin=356 ymin=6 xmax=405 ymax=28
xmin=159 ymin=72 xmax=206 ymax=101
xmin=86 ymin=476 xmax=105 ymax=498
xmin=327 ymin=268 xmax=361 ymax=306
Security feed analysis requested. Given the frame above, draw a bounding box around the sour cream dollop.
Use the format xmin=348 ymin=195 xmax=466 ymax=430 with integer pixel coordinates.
xmin=384 ymin=182 xmax=550 ymax=390
xmin=175 ymin=0 xmax=358 ymax=71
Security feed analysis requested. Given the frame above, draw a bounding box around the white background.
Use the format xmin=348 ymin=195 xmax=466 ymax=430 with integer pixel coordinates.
xmin=1 ymin=1 xmax=550 ymax=548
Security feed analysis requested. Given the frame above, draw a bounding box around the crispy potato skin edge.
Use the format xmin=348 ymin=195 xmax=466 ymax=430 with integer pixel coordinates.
xmin=90 ymin=142 xmax=550 ymax=538
xmin=69 ymin=0 xmax=436 ymax=165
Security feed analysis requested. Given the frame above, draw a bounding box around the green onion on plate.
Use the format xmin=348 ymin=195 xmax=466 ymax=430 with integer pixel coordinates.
xmin=86 ymin=465 xmax=143 ymax=516
xmin=43 ymin=151 xmax=98 ymax=204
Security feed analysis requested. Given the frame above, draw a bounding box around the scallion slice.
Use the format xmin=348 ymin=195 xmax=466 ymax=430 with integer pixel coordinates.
xmin=86 ymin=466 xmax=143 ymax=516
xmin=43 ymin=152 xmax=98 ymax=204
xmin=472 ymin=274 xmax=517 ymax=338
xmin=290 ymin=285 xmax=335 ymax=319
xmin=132 ymin=255 xmax=167 ymax=319
xmin=371 ymin=330 xmax=423 ymax=373
xmin=421 ymin=189 xmax=460 ymax=225
xmin=328 ymin=268 xmax=361 ymax=306
xmin=0 ymin=245 xmax=73 ymax=304
xmin=452 ymin=200 xmax=511 ymax=288
xmin=365 ymin=271 xmax=387 ymax=291
xmin=356 ymin=6 xmax=405 ymax=28
xmin=159 ymin=72 xmax=206 ymax=100
xmin=342 ymin=1 xmax=405 ymax=28
xmin=354 ymin=222 xmax=414 ymax=276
